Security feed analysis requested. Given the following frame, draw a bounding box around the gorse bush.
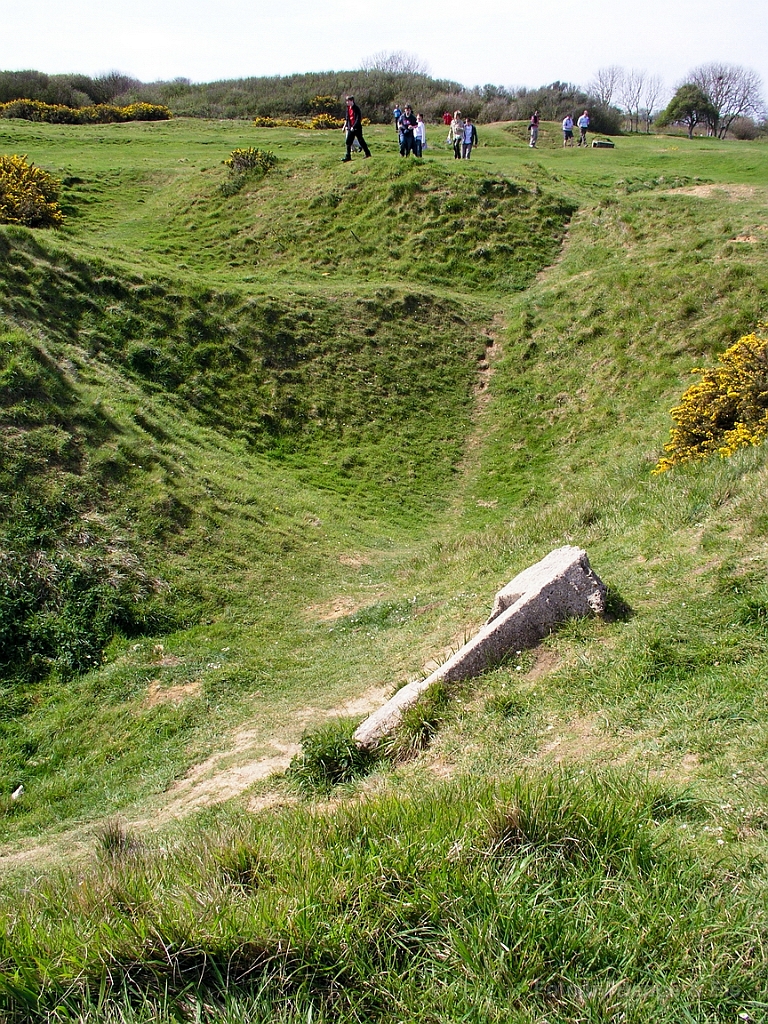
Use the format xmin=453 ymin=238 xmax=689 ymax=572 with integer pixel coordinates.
xmin=221 ymin=147 xmax=278 ymax=195
xmin=0 ymin=99 xmax=171 ymax=123
xmin=309 ymin=94 xmax=341 ymax=114
xmin=0 ymin=154 xmax=63 ymax=227
xmin=310 ymin=113 xmax=344 ymax=129
xmin=252 ymin=115 xmax=307 ymax=128
xmin=655 ymin=326 xmax=768 ymax=472
xmin=223 ymin=147 xmax=278 ymax=174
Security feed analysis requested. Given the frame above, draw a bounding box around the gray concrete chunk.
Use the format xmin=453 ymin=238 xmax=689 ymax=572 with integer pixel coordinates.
xmin=353 ymin=546 xmax=606 ymax=750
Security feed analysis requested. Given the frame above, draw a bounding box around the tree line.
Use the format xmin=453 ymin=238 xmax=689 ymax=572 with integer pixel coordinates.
xmin=0 ymin=58 xmax=763 ymax=135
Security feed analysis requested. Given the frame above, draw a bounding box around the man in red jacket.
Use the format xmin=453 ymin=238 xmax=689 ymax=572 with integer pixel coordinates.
xmin=342 ymin=96 xmax=371 ymax=162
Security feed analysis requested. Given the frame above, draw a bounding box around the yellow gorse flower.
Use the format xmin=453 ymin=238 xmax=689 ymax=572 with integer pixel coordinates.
xmin=654 ymin=325 xmax=768 ymax=473
xmin=0 ymin=154 xmax=63 ymax=227
xmin=0 ymin=100 xmax=171 ymax=124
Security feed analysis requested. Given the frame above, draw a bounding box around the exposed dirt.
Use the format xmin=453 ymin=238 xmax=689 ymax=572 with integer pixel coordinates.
xmin=145 ymin=677 xmax=202 ymax=707
xmin=305 ymin=594 xmax=383 ymax=622
xmin=338 ymin=552 xmax=373 ymax=567
xmin=670 ymin=184 xmax=760 ymax=200
xmin=0 ymin=684 xmax=389 ymax=872
xmin=133 ymin=681 xmax=392 ymax=826
xmin=536 ymin=714 xmax=625 ymax=764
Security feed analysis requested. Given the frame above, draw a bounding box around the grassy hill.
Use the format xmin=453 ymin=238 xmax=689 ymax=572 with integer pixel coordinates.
xmin=1 ymin=117 xmax=768 ymax=1022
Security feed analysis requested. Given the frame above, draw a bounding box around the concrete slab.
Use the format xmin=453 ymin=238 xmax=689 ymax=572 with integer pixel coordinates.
xmin=353 ymin=546 xmax=606 ymax=750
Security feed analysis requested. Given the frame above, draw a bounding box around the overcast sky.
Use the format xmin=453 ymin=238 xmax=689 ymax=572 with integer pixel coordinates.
xmin=2 ymin=0 xmax=766 ymax=102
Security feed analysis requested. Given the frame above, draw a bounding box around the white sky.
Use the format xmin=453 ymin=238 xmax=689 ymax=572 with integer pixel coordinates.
xmin=1 ymin=0 xmax=766 ymax=102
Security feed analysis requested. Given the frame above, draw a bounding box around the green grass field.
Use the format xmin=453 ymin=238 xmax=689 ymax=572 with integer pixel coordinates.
xmin=1 ymin=116 xmax=768 ymax=1022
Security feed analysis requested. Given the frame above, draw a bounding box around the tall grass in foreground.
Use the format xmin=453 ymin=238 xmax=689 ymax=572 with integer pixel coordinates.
xmin=2 ymin=772 xmax=765 ymax=1022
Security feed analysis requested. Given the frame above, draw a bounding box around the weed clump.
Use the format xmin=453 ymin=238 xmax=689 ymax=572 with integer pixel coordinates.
xmin=96 ymin=818 xmax=142 ymax=863
xmin=385 ymin=681 xmax=453 ymax=762
xmin=0 ymin=154 xmax=63 ymax=227
xmin=289 ymin=719 xmax=379 ymax=793
xmin=655 ymin=325 xmax=768 ymax=472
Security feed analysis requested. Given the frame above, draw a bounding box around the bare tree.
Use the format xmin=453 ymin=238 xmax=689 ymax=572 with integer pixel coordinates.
xmin=689 ymin=62 xmax=764 ymax=137
xmin=360 ymin=51 xmax=430 ymax=76
xmin=642 ymin=74 xmax=665 ymax=132
xmin=620 ymin=68 xmax=645 ymax=131
xmin=589 ymin=65 xmax=624 ymax=107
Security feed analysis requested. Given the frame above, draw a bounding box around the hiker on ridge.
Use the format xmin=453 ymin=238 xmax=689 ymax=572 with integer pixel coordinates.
xmin=414 ymin=114 xmax=426 ymax=157
xmin=528 ymin=110 xmax=540 ymax=148
xmin=342 ymin=95 xmax=371 ymax=162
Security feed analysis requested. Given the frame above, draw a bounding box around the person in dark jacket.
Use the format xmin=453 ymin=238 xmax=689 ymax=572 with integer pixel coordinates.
xmin=398 ymin=104 xmax=418 ymax=156
xmin=342 ymin=96 xmax=371 ymax=161
xmin=461 ymin=117 xmax=478 ymax=159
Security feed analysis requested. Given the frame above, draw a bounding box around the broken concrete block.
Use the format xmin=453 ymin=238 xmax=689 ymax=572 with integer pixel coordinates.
xmin=353 ymin=546 xmax=605 ymax=751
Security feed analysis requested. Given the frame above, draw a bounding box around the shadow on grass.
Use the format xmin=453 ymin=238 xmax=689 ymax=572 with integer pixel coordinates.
xmin=602 ymin=585 xmax=634 ymax=623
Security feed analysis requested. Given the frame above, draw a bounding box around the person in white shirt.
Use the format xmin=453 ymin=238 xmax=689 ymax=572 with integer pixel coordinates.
xmin=414 ymin=114 xmax=426 ymax=157
xmin=562 ymin=114 xmax=574 ymax=146
xmin=577 ymin=110 xmax=590 ymax=146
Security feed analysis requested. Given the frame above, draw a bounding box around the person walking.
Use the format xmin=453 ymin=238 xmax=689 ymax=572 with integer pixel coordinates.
xmin=462 ymin=117 xmax=478 ymax=159
xmin=528 ymin=110 xmax=540 ymax=148
xmin=448 ymin=110 xmax=463 ymax=159
xmin=393 ymin=103 xmax=402 ymax=134
xmin=577 ymin=109 xmax=590 ymax=146
xmin=398 ymin=105 xmax=418 ymax=156
xmin=562 ymin=113 xmax=574 ymax=146
xmin=342 ymin=95 xmax=371 ymax=161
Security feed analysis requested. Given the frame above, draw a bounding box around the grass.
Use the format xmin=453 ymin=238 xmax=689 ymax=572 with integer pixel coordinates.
xmin=1 ymin=116 xmax=768 ymax=1020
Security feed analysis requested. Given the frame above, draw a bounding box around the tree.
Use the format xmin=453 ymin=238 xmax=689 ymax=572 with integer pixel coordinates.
xmin=360 ymin=51 xmax=429 ymax=76
xmin=657 ymin=83 xmax=717 ymax=139
xmin=689 ymin=62 xmax=764 ymax=137
xmin=589 ymin=65 xmax=623 ymax=108
xmin=642 ymin=74 xmax=664 ymax=133
xmin=620 ymin=68 xmax=645 ymax=132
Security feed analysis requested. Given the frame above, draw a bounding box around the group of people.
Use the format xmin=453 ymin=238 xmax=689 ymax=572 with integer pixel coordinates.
xmin=341 ymin=95 xmax=591 ymax=163
xmin=446 ymin=110 xmax=478 ymax=160
xmin=392 ymin=104 xmax=427 ymax=157
xmin=528 ymin=109 xmax=591 ymax=148
xmin=342 ymin=96 xmax=480 ymax=163
xmin=561 ymin=110 xmax=591 ymax=147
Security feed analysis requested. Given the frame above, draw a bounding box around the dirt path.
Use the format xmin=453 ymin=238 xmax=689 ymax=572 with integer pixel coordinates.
xmin=0 ymin=685 xmax=389 ymax=873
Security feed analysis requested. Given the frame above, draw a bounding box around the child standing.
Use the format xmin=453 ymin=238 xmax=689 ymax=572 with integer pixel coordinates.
xmin=414 ymin=114 xmax=426 ymax=157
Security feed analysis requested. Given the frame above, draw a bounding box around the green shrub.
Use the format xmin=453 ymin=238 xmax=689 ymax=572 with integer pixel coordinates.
xmin=655 ymin=325 xmax=768 ymax=471
xmin=221 ymin=147 xmax=278 ymax=196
